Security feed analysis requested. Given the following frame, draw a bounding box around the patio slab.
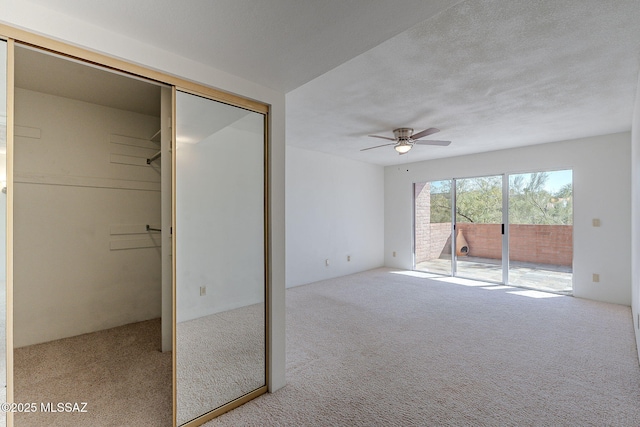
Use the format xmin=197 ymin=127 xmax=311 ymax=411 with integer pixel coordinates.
xmin=415 ymin=256 xmax=572 ymax=294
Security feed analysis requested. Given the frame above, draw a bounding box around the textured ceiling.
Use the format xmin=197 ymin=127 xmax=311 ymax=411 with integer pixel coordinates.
xmin=17 ymin=0 xmax=640 ymax=166
xmin=287 ymin=0 xmax=640 ymax=165
xmin=25 ymin=0 xmax=461 ymax=93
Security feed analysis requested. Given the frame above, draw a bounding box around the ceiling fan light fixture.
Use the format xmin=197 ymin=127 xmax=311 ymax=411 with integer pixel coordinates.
xmin=362 ymin=127 xmax=449 ymax=154
xmin=394 ymin=142 xmax=412 ymax=154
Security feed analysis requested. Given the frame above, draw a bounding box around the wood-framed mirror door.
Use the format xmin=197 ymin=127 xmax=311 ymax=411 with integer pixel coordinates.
xmin=174 ymin=89 xmax=268 ymax=426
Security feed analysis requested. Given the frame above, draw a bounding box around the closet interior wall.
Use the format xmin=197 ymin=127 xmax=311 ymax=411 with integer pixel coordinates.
xmin=13 ymin=47 xmax=163 ymax=347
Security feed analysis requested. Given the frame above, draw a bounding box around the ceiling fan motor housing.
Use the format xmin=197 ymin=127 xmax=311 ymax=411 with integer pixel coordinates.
xmin=393 ymin=128 xmax=414 ymax=141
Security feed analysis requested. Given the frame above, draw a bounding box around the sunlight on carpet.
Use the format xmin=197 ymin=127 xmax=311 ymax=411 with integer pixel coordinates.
xmin=389 ymin=270 xmax=438 ymax=279
xmin=508 ymin=290 xmax=565 ymax=299
xmin=432 ymin=276 xmax=491 ymax=286
xmin=206 ymin=267 xmax=640 ymax=427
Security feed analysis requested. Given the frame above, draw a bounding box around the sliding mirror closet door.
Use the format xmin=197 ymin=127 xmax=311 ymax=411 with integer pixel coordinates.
xmin=175 ymin=91 xmax=266 ymax=425
xmin=0 ymin=39 xmax=7 ymax=427
xmin=12 ymin=45 xmax=172 ymax=427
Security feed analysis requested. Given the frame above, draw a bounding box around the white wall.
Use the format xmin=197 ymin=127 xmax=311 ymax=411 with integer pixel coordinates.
xmin=14 ymin=88 xmax=161 ymax=347
xmin=631 ymin=70 xmax=640 ymax=361
xmin=1 ymin=5 xmax=286 ymax=389
xmin=286 ymin=146 xmax=384 ymax=287
xmin=385 ymin=133 xmax=631 ymax=306
xmin=176 ymin=111 xmax=264 ymax=323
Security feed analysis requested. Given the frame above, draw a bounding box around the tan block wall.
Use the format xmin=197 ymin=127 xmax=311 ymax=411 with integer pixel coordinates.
xmin=456 ymin=223 xmax=502 ymax=259
xmin=415 ymin=183 xmax=452 ymax=264
xmin=509 ymin=224 xmax=573 ymax=266
xmin=454 ymin=223 xmax=573 ymax=266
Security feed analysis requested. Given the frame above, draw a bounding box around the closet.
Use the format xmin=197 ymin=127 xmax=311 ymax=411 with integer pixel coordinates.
xmin=12 ymin=46 xmax=172 ymax=426
xmin=0 ymin=27 xmax=271 ymax=427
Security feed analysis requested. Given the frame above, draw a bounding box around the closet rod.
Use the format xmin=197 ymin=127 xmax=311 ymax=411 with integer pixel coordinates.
xmin=146 ymin=151 xmax=161 ymax=164
xmin=146 ymin=224 xmax=161 ymax=232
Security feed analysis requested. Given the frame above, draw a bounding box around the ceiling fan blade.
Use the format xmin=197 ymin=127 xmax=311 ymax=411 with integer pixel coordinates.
xmin=360 ymin=142 xmax=396 ymax=151
xmin=411 ymin=127 xmax=440 ymax=140
xmin=414 ymin=140 xmax=451 ymax=146
xmin=368 ymin=134 xmax=396 ymax=141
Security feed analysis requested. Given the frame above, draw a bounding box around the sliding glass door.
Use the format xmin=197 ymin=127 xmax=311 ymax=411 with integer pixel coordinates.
xmin=454 ymin=175 xmax=503 ymax=283
xmin=508 ymin=170 xmax=573 ymax=293
xmin=414 ymin=180 xmax=452 ymax=275
xmin=414 ymin=170 xmax=573 ymax=293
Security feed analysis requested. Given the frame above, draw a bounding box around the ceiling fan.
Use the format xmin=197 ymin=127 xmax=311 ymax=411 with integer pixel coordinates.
xmin=361 ymin=127 xmax=451 ymax=154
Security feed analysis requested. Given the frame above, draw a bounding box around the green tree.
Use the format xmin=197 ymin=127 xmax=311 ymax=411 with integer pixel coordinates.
xmin=429 ymin=181 xmax=452 ymax=223
xmin=423 ymin=172 xmax=572 ymax=225
xmin=509 ymin=172 xmax=572 ymax=225
xmin=455 ymin=176 xmax=502 ymax=223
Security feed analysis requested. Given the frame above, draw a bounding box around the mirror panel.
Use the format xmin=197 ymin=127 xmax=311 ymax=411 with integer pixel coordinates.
xmin=175 ymin=91 xmax=266 ymax=425
xmin=0 ymin=39 xmax=7 ymax=427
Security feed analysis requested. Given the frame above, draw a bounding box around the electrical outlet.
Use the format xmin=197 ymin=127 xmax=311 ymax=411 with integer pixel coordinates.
xmin=325 ymin=259 xmax=330 ymax=266
xmin=200 ymin=286 xmax=206 ymax=296
xmin=347 ymin=255 xmax=351 ymax=262
xmin=592 ymin=273 xmax=600 ymax=283
xmin=393 ymin=251 xmax=397 ymax=257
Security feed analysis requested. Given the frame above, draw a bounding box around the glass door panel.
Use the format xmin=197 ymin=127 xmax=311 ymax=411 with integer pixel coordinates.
xmin=508 ymin=170 xmax=573 ymax=293
xmin=454 ymin=175 xmax=503 ymax=282
xmin=414 ymin=180 xmax=452 ymax=275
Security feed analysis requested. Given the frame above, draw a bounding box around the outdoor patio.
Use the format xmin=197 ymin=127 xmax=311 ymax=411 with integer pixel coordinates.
xmin=415 ymin=256 xmax=572 ymax=294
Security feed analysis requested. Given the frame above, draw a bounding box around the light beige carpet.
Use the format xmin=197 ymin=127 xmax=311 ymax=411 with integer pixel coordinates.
xmin=206 ymin=268 xmax=640 ymax=426
xmin=14 ymin=319 xmax=171 ymax=427
xmin=12 ymin=305 xmax=266 ymax=427
xmin=9 ymin=269 xmax=640 ymax=426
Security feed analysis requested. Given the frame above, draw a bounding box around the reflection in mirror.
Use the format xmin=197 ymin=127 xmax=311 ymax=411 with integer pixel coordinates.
xmin=0 ymin=39 xmax=7 ymax=427
xmin=176 ymin=91 xmax=266 ymax=425
xmin=12 ymin=45 xmax=171 ymax=426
